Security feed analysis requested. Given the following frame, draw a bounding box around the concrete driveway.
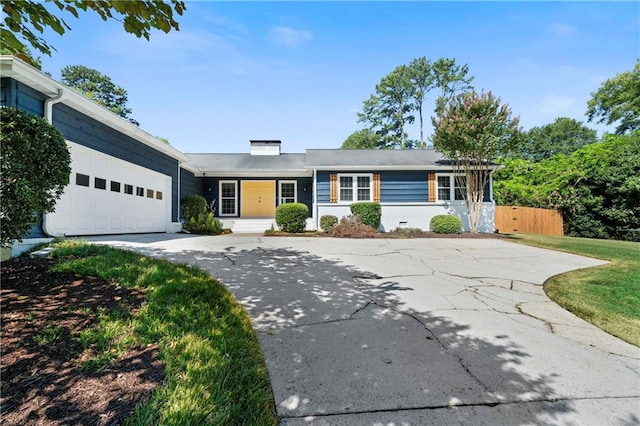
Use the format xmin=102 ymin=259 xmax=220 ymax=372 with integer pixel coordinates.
xmin=86 ymin=234 xmax=640 ymax=425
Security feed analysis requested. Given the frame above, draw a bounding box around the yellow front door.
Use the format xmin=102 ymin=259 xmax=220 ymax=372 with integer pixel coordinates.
xmin=241 ymin=181 xmax=276 ymax=217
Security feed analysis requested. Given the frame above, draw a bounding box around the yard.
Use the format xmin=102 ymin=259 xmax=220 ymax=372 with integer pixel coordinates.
xmin=511 ymin=234 xmax=640 ymax=347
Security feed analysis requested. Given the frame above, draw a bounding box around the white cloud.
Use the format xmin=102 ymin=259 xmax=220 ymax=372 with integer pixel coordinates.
xmin=535 ymin=94 xmax=577 ymax=114
xmin=550 ymin=22 xmax=577 ymax=36
xmin=267 ymin=26 xmax=313 ymax=47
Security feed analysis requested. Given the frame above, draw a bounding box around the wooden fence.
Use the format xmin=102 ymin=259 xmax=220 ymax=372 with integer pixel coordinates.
xmin=495 ymin=206 xmax=564 ymax=236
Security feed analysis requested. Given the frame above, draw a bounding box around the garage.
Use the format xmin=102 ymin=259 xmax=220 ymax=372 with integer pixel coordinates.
xmin=44 ymin=142 xmax=172 ymax=237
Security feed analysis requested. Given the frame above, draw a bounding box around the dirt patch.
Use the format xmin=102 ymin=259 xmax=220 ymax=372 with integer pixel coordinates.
xmin=1 ymin=255 xmax=164 ymax=426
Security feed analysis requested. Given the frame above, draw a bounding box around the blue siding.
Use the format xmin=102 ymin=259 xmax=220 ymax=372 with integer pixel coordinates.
xmin=52 ymin=104 xmax=181 ymax=221
xmin=380 ymin=171 xmax=428 ymax=202
xmin=317 ymin=171 xmax=332 ymax=203
xmin=0 ymin=78 xmax=45 ymax=116
xmin=180 ymin=168 xmax=202 ymax=199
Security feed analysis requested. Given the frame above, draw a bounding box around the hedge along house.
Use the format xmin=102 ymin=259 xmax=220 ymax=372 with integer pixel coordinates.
xmin=305 ymin=149 xmax=496 ymax=233
xmin=1 ymin=56 xmax=200 ymax=255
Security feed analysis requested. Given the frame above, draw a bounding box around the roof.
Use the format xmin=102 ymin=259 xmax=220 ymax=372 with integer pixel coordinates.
xmin=0 ymin=55 xmax=192 ymax=165
xmin=186 ymin=153 xmax=309 ymax=177
xmin=305 ymin=149 xmax=448 ymax=170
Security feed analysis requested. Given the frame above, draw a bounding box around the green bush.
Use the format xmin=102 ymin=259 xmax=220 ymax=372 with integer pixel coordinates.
xmin=275 ymin=203 xmax=308 ymax=233
xmin=184 ymin=213 xmax=226 ymax=235
xmin=350 ymin=202 xmax=381 ymax=229
xmin=320 ymin=215 xmax=338 ymax=232
xmin=181 ymin=195 xmax=207 ymax=221
xmin=430 ymin=215 xmax=462 ymax=234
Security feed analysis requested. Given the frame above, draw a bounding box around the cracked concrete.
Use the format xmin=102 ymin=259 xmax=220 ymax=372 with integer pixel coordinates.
xmin=85 ymin=234 xmax=640 ymax=425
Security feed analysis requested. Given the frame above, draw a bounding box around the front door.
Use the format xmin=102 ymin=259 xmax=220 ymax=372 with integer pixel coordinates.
xmin=241 ymin=181 xmax=276 ymax=217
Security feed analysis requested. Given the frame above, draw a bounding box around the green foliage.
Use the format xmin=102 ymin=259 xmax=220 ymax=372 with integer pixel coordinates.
xmin=513 ymin=117 xmax=598 ymax=162
xmin=350 ymin=202 xmax=381 ymax=229
xmin=494 ymin=132 xmax=640 ymax=241
xmin=432 ymin=90 xmax=520 ymax=232
xmin=0 ymin=107 xmax=71 ymax=246
xmin=1 ymin=1 xmax=185 ymax=62
xmin=341 ymin=129 xmax=382 ymax=149
xmin=275 ymin=203 xmax=308 ymax=233
xmin=431 ymin=57 xmax=474 ymax=113
xmin=61 ymin=65 xmax=137 ymax=124
xmin=586 ymin=59 xmax=640 ymax=134
xmin=430 ymin=215 xmax=462 ymax=234
xmin=183 ymin=213 xmax=225 ymax=235
xmin=319 ymin=215 xmax=338 ymax=232
xmin=180 ymin=195 xmax=207 ymax=221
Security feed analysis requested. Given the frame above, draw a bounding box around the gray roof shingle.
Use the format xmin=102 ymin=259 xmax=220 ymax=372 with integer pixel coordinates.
xmin=305 ymin=149 xmax=445 ymax=168
xmin=186 ymin=153 xmax=307 ymax=173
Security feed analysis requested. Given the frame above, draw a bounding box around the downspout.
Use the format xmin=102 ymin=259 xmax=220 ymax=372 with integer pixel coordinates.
xmin=42 ymin=89 xmax=67 ymax=237
xmin=313 ymin=168 xmax=318 ymax=230
xmin=177 ymin=162 xmax=182 ymax=228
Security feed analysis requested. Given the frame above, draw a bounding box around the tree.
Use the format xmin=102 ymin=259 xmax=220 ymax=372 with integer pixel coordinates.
xmin=431 ymin=91 xmax=520 ymax=233
xmin=432 ymin=57 xmax=474 ymax=113
xmin=586 ymin=59 xmax=640 ymax=134
xmin=61 ymin=65 xmax=138 ymax=125
xmin=341 ymin=129 xmax=382 ymax=149
xmin=358 ymin=65 xmax=415 ymax=149
xmin=1 ymin=0 xmax=185 ymax=65
xmin=407 ymin=57 xmax=434 ymax=147
xmin=0 ymin=107 xmax=71 ymax=246
xmin=514 ymin=117 xmax=598 ymax=162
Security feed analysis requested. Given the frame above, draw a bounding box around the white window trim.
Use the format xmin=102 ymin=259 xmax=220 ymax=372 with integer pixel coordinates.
xmin=279 ymin=180 xmax=297 ymax=205
xmin=337 ymin=173 xmax=373 ymax=203
xmin=219 ymin=180 xmax=238 ymax=216
xmin=436 ymin=173 xmax=466 ymax=202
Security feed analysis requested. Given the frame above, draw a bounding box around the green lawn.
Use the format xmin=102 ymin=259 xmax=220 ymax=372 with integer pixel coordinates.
xmin=50 ymin=241 xmax=277 ymax=425
xmin=510 ymin=234 xmax=640 ymax=347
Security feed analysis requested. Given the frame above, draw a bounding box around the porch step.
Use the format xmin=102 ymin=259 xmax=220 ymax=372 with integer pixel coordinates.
xmin=220 ymin=219 xmax=276 ymax=234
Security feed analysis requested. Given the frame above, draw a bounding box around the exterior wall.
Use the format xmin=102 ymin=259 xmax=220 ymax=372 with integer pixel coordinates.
xmin=203 ymin=177 xmax=313 ymax=218
xmin=51 ymin=103 xmax=180 ymax=221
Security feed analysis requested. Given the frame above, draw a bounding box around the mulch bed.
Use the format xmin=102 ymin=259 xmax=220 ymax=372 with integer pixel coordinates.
xmin=1 ymin=255 xmax=164 ymax=426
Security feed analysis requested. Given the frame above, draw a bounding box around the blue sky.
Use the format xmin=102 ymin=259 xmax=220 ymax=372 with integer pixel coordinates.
xmin=38 ymin=1 xmax=639 ymax=154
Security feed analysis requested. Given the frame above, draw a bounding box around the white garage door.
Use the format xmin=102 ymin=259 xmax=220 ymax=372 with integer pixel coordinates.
xmin=44 ymin=141 xmax=172 ymax=237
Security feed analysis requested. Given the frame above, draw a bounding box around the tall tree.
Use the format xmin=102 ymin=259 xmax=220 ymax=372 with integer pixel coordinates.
xmin=1 ymin=0 xmax=185 ymax=65
xmin=514 ymin=117 xmax=598 ymax=162
xmin=407 ymin=57 xmax=434 ymax=147
xmin=61 ymin=65 xmax=137 ymax=125
xmin=432 ymin=57 xmax=474 ymax=113
xmin=586 ymin=59 xmax=640 ymax=134
xmin=358 ymin=65 xmax=415 ymax=149
xmin=341 ymin=129 xmax=382 ymax=149
xmin=431 ymin=91 xmax=520 ymax=233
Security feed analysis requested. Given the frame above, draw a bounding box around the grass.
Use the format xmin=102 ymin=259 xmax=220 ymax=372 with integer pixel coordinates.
xmin=510 ymin=234 xmax=640 ymax=347
xmin=49 ymin=241 xmax=277 ymax=425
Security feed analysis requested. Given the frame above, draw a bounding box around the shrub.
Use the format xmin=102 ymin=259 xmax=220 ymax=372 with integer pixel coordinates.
xmin=320 ymin=215 xmax=338 ymax=232
xmin=1 ymin=107 xmax=71 ymax=246
xmin=430 ymin=215 xmax=462 ymax=234
xmin=181 ymin=195 xmax=208 ymax=221
xmin=275 ymin=203 xmax=308 ymax=233
xmin=184 ymin=213 xmax=226 ymax=235
xmin=328 ymin=215 xmax=378 ymax=238
xmin=350 ymin=202 xmax=381 ymax=229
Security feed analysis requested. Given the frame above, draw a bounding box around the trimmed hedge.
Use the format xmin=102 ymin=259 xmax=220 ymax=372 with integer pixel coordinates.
xmin=430 ymin=215 xmax=462 ymax=234
xmin=181 ymin=195 xmax=207 ymax=220
xmin=320 ymin=215 xmax=338 ymax=232
xmin=275 ymin=203 xmax=308 ymax=233
xmin=350 ymin=202 xmax=381 ymax=229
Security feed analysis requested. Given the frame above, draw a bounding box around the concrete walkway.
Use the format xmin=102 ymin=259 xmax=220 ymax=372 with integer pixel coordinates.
xmin=86 ymin=234 xmax=640 ymax=425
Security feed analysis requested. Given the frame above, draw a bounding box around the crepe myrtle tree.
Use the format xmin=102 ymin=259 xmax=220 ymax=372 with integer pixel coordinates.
xmin=431 ymin=91 xmax=521 ymax=233
xmin=0 ymin=107 xmax=71 ymax=246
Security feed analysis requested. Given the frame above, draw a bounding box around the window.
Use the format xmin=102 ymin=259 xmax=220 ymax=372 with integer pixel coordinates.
xmin=437 ymin=175 xmax=465 ymax=201
xmin=95 ymin=177 xmax=106 ymax=190
xmin=110 ymin=181 xmax=121 ymax=192
xmin=156 ymin=191 xmax=163 ymax=200
xmin=219 ymin=181 xmax=237 ymax=216
xmin=76 ymin=173 xmax=90 ymax=187
xmin=338 ymin=174 xmax=372 ymax=203
xmin=136 ymin=187 xmax=144 ymax=197
xmin=279 ymin=181 xmax=297 ymax=204
xmin=146 ymin=189 xmax=154 ymax=198
xmin=124 ymin=184 xmax=133 ymax=195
